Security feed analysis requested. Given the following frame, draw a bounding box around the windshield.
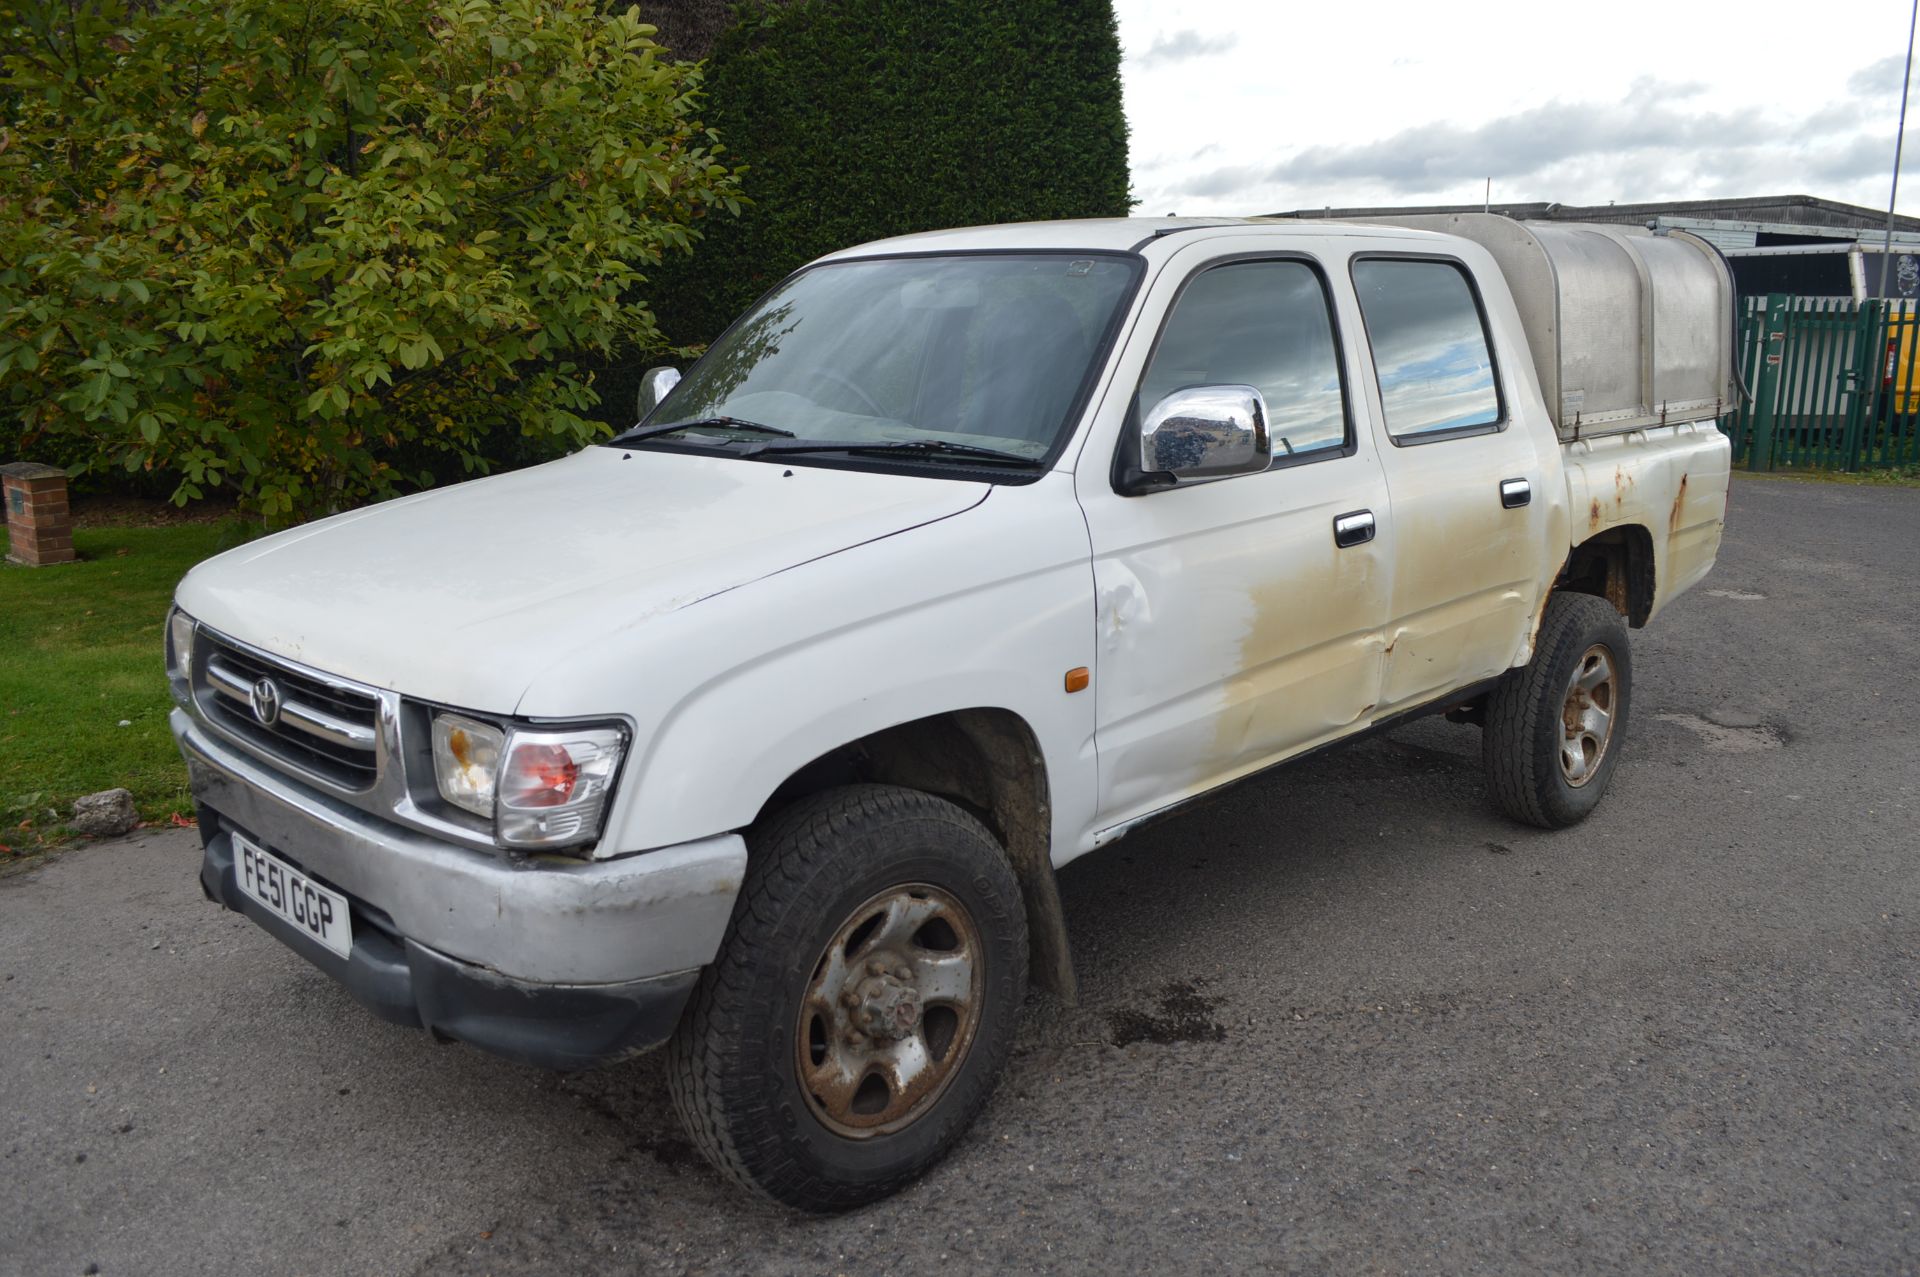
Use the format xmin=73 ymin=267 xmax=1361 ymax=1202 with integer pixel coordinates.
xmin=641 ymin=253 xmax=1140 ymax=463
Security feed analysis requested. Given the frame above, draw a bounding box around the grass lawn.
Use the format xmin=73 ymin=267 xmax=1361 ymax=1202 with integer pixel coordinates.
xmin=2 ymin=519 xmax=254 ymax=856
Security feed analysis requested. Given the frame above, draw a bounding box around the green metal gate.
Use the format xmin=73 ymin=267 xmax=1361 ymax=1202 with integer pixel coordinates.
xmin=1724 ymin=294 xmax=1920 ymax=472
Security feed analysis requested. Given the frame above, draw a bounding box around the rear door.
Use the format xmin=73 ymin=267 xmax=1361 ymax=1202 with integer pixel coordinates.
xmin=1347 ymin=253 xmax=1558 ymax=714
xmin=1075 ymin=237 xmax=1394 ymax=834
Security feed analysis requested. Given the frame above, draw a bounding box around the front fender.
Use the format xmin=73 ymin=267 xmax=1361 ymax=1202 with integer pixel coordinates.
xmin=520 ymin=472 xmax=1101 ymax=866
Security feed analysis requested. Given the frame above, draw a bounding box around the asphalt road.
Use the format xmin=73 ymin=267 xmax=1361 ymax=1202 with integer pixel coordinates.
xmin=4 ymin=475 xmax=1917 ymax=1276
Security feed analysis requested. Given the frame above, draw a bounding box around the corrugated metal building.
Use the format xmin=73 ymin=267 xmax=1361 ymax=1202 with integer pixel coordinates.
xmin=1269 ymin=193 xmax=1920 ymax=253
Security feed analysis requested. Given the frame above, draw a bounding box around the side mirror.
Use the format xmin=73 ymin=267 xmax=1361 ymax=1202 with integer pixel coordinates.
xmin=1131 ymin=384 xmax=1271 ymax=490
xmin=635 ymin=366 xmax=682 ymax=421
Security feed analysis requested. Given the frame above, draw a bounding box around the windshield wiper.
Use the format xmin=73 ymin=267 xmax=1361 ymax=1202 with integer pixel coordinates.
xmin=610 ymin=416 xmax=794 ymax=445
xmin=741 ymin=438 xmax=1039 ymax=466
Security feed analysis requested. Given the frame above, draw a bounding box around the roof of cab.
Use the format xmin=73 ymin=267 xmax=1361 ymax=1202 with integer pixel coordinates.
xmin=813 ymin=216 xmax=1449 ymax=262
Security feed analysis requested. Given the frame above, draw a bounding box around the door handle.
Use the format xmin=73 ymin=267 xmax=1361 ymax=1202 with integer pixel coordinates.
xmin=1499 ymin=477 xmax=1531 ymax=508
xmin=1332 ymin=509 xmax=1375 ymax=548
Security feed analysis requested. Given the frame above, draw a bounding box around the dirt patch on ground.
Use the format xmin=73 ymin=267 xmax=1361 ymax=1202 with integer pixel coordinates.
xmin=1107 ymin=980 xmax=1227 ymax=1047
xmin=1656 ymin=712 xmax=1788 ymax=753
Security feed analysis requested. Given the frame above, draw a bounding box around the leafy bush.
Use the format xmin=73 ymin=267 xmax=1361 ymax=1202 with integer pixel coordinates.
xmin=0 ymin=0 xmax=741 ymax=520
xmin=646 ymin=0 xmax=1131 ymax=352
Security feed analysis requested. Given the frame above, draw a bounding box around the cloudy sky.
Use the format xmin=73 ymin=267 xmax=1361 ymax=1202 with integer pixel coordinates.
xmin=1115 ymin=0 xmax=1917 ymax=217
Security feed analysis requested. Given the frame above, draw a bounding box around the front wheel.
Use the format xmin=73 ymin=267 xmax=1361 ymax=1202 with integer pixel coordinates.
xmin=666 ymin=784 xmax=1028 ymax=1211
xmin=1482 ymin=592 xmax=1633 ymax=829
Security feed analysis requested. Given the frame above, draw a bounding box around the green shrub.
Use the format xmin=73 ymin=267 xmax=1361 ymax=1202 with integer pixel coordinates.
xmin=0 ymin=0 xmax=742 ymax=521
xmin=647 ymin=0 xmax=1131 ymax=352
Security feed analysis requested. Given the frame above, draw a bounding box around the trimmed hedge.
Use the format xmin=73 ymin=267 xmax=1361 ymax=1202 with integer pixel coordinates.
xmin=648 ymin=0 xmax=1131 ymax=354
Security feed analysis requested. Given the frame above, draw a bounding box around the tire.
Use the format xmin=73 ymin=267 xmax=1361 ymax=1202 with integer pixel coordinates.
xmin=1483 ymin=591 xmax=1633 ymax=829
xmin=666 ymin=784 xmax=1028 ymax=1212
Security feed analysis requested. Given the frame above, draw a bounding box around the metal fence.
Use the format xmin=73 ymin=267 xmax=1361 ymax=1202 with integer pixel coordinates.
xmin=1723 ymin=294 xmax=1920 ymax=472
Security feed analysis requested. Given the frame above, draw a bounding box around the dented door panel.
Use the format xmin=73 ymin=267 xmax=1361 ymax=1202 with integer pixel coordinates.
xmin=1370 ymin=428 xmax=1556 ymax=712
xmin=1086 ymin=463 xmax=1393 ymax=827
xmin=1074 ymin=233 xmax=1395 ymax=837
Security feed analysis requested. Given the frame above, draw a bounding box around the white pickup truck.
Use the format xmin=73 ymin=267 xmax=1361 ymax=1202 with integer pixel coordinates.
xmin=168 ymin=214 xmax=1734 ymax=1210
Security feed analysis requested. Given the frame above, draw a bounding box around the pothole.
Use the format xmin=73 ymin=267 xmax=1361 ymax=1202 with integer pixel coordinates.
xmin=1706 ymin=588 xmax=1767 ymax=601
xmin=1656 ymin=712 xmax=1787 ymax=753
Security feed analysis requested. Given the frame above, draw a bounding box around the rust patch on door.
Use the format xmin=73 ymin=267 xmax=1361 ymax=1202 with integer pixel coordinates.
xmin=1588 ymin=498 xmax=1603 ymax=532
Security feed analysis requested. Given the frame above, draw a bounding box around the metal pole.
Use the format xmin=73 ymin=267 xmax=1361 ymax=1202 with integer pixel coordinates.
xmin=1877 ymin=0 xmax=1919 ymax=299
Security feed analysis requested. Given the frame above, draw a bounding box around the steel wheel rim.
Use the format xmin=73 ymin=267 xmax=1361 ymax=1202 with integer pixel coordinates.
xmin=794 ymin=883 xmax=984 ymax=1139
xmin=1559 ymin=643 xmax=1618 ymax=788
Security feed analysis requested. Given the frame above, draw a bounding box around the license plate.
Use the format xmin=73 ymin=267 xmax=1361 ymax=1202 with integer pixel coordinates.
xmin=234 ymin=833 xmax=353 ymax=960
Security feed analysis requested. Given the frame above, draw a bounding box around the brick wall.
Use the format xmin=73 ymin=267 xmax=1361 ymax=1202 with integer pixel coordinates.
xmin=2 ymin=463 xmax=76 ymax=567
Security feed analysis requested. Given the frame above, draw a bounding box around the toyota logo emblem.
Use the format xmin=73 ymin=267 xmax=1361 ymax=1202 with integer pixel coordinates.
xmin=249 ymin=677 xmax=283 ymax=727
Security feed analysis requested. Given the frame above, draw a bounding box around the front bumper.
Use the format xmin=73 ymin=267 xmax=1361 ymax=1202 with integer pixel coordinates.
xmin=198 ymin=820 xmax=698 ymax=1068
xmin=174 ymin=707 xmax=746 ymax=1069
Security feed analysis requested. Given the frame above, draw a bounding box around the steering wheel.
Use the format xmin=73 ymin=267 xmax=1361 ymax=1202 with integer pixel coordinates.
xmin=798 ymin=366 xmax=886 ymax=417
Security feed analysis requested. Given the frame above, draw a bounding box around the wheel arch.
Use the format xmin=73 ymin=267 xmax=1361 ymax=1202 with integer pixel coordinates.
xmin=756 ymin=707 xmax=1077 ymax=1000
xmin=1560 ymin=523 xmax=1656 ymax=627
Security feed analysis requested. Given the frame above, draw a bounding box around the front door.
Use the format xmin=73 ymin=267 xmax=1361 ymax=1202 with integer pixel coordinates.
xmin=1076 ymin=246 xmax=1394 ymax=835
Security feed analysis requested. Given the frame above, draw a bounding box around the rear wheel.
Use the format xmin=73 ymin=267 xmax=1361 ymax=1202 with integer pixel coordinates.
xmin=1483 ymin=592 xmax=1633 ymax=828
xmin=666 ymin=784 xmax=1027 ymax=1211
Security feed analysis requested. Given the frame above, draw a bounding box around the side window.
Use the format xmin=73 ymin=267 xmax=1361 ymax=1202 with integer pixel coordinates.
xmin=1351 ymin=258 xmax=1501 ymax=439
xmin=1138 ymin=260 xmax=1348 ymax=462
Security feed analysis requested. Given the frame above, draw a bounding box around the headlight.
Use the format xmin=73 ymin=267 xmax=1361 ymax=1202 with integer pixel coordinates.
xmin=429 ymin=711 xmax=626 ymax=849
xmin=431 ymin=713 xmax=504 ymax=817
xmin=166 ymin=608 xmax=196 ymax=681
xmin=496 ymin=724 xmax=626 ymax=848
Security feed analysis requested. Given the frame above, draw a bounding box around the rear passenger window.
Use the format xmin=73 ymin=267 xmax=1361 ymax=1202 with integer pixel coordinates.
xmin=1351 ymin=259 xmax=1501 ymax=439
xmin=1138 ymin=260 xmax=1348 ymax=462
